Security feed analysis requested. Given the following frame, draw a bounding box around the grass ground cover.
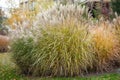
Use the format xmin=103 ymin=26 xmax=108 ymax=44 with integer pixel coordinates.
xmin=0 ymin=53 xmax=120 ymax=80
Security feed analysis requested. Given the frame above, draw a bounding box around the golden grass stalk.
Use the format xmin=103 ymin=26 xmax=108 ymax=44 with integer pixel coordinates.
xmin=90 ymin=24 xmax=120 ymax=72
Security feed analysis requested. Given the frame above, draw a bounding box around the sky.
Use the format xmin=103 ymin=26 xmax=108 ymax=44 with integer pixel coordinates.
xmin=0 ymin=0 xmax=21 ymax=17
xmin=0 ymin=0 xmax=20 ymax=8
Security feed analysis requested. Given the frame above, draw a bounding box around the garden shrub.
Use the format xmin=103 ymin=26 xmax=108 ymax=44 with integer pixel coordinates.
xmin=11 ymin=37 xmax=36 ymax=75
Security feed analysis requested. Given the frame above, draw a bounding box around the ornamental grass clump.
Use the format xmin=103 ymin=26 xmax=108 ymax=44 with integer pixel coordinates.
xmin=90 ymin=23 xmax=120 ymax=72
xmin=10 ymin=4 xmax=95 ymax=76
xmin=32 ymin=21 xmax=94 ymax=77
xmin=11 ymin=19 xmax=94 ymax=77
xmin=112 ymin=16 xmax=120 ymax=65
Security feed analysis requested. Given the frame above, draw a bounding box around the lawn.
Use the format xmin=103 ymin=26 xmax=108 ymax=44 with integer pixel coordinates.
xmin=0 ymin=53 xmax=120 ymax=80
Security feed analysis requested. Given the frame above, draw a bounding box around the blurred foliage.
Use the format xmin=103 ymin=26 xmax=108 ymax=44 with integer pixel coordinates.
xmin=6 ymin=0 xmax=54 ymax=29
xmin=0 ymin=10 xmax=8 ymax=35
xmin=111 ymin=0 xmax=120 ymax=15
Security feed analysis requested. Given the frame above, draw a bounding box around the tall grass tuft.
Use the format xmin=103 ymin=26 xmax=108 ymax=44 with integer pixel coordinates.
xmin=113 ymin=16 xmax=120 ymax=66
xmin=32 ymin=21 xmax=94 ymax=76
xmin=11 ymin=19 xmax=94 ymax=76
xmin=90 ymin=23 xmax=120 ymax=72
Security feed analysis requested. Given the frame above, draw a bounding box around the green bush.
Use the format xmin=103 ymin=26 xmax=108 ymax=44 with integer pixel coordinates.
xmin=11 ymin=37 xmax=36 ymax=75
xmin=111 ymin=0 xmax=120 ymax=15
